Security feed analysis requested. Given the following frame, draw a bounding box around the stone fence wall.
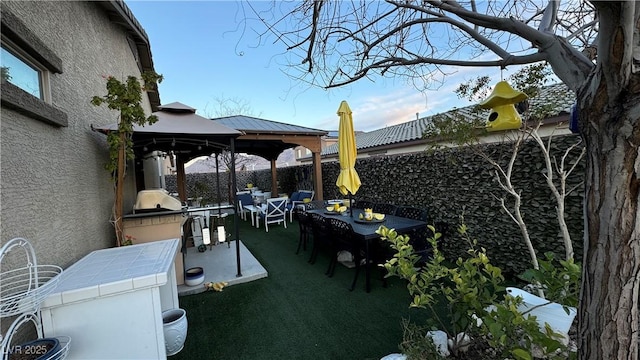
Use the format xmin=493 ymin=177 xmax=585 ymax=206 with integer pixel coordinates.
xmin=166 ymin=134 xmax=585 ymax=276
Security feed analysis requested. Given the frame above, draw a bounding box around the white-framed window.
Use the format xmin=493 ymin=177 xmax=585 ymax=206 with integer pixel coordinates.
xmin=1 ymin=38 xmax=51 ymax=103
xmin=1 ymin=5 xmax=66 ymax=126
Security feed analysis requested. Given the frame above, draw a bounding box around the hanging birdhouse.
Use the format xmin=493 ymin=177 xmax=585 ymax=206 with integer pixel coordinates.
xmin=478 ymin=81 xmax=528 ymax=132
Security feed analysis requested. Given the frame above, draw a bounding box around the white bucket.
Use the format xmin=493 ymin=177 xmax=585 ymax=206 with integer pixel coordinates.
xmin=506 ymin=287 xmax=576 ymax=336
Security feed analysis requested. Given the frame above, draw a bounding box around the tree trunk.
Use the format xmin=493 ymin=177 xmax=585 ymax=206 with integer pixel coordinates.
xmin=578 ymin=77 xmax=640 ymax=359
xmin=114 ymin=131 xmax=126 ymax=247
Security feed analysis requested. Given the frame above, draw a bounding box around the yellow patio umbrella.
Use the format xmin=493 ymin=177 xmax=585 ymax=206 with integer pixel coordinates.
xmin=336 ymin=101 xmax=361 ymax=216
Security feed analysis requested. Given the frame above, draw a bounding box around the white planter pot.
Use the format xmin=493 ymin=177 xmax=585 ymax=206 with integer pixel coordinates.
xmin=185 ymin=267 xmax=205 ymax=286
xmin=163 ymin=308 xmax=188 ymax=356
xmin=506 ymin=287 xmax=576 ymax=336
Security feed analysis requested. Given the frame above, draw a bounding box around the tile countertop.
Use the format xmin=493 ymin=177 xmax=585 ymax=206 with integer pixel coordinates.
xmin=42 ymin=239 xmax=179 ymax=308
xmin=123 ymin=204 xmax=234 ymax=219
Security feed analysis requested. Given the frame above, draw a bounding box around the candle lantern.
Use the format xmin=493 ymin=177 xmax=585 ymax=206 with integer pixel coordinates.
xmin=478 ymin=81 xmax=528 ymax=132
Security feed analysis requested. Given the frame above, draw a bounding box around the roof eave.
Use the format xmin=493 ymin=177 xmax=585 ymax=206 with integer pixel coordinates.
xmin=98 ymin=1 xmax=161 ymax=111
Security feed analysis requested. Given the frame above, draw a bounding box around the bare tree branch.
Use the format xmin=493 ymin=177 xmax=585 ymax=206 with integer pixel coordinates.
xmin=250 ymin=1 xmax=596 ymax=92
xmin=538 ymin=0 xmax=560 ymax=33
xmin=330 ymin=53 xmax=547 ymax=88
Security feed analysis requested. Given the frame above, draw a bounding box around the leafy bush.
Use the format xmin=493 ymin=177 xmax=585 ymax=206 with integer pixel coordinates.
xmin=378 ymin=223 xmax=570 ymax=359
xmin=398 ymin=319 xmax=447 ymax=360
xmin=519 ymin=252 xmax=581 ymax=308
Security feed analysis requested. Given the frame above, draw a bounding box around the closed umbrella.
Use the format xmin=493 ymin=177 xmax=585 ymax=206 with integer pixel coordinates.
xmin=335 ymin=101 xmax=361 ymax=216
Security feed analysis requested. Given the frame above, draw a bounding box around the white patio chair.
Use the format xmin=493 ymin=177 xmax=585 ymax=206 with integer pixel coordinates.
xmin=237 ymin=192 xmax=255 ymax=222
xmin=256 ymin=197 xmax=288 ymax=232
xmin=289 ymin=190 xmax=315 ymax=221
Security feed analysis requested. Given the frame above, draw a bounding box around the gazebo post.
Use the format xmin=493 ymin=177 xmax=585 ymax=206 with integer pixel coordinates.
xmin=312 ymin=151 xmax=323 ymax=200
xmin=176 ymin=154 xmax=187 ymax=203
xmin=215 ymin=152 xmax=222 ymax=217
xmin=231 ymin=138 xmax=242 ymax=277
xmin=270 ymin=159 xmax=278 ymax=197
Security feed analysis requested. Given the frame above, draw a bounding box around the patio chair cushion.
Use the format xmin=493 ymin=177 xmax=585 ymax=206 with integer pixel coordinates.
xmin=238 ymin=193 xmax=254 ymax=208
xmin=289 ymin=192 xmax=301 ymax=202
xmin=298 ymin=190 xmax=314 ymax=202
xmin=237 ymin=193 xmax=255 ymax=221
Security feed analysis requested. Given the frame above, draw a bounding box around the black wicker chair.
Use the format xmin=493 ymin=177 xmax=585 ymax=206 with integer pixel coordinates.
xmin=295 ymin=210 xmax=313 ymax=254
xmin=394 ymin=206 xmax=428 ymax=221
xmin=353 ymin=199 xmax=374 ymax=209
xmin=373 ymin=203 xmax=398 ymax=215
xmin=327 ymin=217 xmax=362 ymax=290
xmin=308 ymin=213 xmax=334 ymax=275
xmin=394 ymin=206 xmax=431 ymax=264
xmin=294 ymin=201 xmax=326 ymax=254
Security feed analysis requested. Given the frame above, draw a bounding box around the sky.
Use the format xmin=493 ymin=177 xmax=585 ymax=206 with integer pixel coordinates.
xmin=125 ymin=1 xmax=510 ymax=133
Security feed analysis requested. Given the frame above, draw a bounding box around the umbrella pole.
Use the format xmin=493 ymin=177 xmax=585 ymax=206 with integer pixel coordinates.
xmin=350 ymin=193 xmax=353 ymax=217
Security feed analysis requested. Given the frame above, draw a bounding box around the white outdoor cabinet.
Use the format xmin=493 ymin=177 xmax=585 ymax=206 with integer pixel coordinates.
xmin=40 ymin=239 xmax=181 ymax=359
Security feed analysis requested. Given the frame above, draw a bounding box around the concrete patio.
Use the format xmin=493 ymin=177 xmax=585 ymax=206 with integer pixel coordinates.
xmin=178 ymin=239 xmax=268 ymax=296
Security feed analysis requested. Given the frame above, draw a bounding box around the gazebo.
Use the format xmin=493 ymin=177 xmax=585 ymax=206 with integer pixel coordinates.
xmin=94 ymin=102 xmax=328 ymax=277
xmin=212 ymin=115 xmax=327 ymax=200
xmin=93 ymin=102 xmax=245 ymax=274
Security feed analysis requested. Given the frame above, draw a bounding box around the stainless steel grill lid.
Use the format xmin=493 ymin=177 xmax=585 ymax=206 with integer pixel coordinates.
xmin=134 ymin=190 xmax=182 ymax=211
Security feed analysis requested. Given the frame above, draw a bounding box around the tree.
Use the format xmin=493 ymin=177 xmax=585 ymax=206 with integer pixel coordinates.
xmin=91 ymin=72 xmax=163 ymax=247
xmin=435 ymin=65 xmax=585 ymax=265
xmin=202 ymin=95 xmax=262 ymax=172
xmin=203 ymin=95 xmax=263 ymax=120
xmin=249 ymin=1 xmax=639 ymax=358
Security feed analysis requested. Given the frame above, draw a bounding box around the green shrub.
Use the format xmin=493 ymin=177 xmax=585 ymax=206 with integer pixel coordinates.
xmin=519 ymin=252 xmax=581 ymax=308
xmin=398 ymin=319 xmax=446 ymax=360
xmin=378 ymin=223 xmax=570 ymax=359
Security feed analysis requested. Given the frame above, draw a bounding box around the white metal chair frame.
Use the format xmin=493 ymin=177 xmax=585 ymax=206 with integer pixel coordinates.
xmin=257 ymin=197 xmax=288 ymax=232
xmin=236 ymin=193 xmax=254 ymax=222
xmin=288 ymin=190 xmax=315 ymax=222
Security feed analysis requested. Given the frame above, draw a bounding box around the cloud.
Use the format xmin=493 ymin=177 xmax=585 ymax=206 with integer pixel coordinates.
xmin=341 ymin=65 xmax=523 ymax=132
xmin=341 ymin=76 xmax=476 ymax=132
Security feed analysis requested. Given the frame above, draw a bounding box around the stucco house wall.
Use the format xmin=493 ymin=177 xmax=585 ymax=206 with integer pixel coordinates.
xmin=1 ymin=1 xmax=155 ymax=269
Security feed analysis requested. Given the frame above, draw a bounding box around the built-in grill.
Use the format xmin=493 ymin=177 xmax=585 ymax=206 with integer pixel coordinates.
xmin=133 ymin=189 xmax=183 ymax=213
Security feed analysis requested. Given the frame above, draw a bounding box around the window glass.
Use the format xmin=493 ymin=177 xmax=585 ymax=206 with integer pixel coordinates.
xmin=1 ymin=45 xmax=42 ymax=98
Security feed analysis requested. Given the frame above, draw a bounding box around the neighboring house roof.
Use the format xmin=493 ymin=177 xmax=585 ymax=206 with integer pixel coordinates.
xmin=96 ymin=1 xmax=160 ymax=110
xmin=318 ymin=83 xmax=575 ymax=157
xmin=213 ymin=115 xmax=327 ymax=136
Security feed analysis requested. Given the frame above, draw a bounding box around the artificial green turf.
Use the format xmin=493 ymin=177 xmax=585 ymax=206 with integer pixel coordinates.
xmin=171 ymin=217 xmax=426 ymax=360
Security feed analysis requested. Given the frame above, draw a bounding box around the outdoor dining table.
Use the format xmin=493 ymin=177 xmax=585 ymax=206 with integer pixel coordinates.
xmin=307 ymin=208 xmax=427 ymax=292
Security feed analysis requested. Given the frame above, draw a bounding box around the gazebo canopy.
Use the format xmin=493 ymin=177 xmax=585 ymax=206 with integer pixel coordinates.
xmin=94 ymin=104 xmax=328 ymax=200
xmin=93 ymin=102 xmax=243 ymax=161
xmin=212 ymin=115 xmax=327 ymax=160
xmin=212 ymin=115 xmax=327 ymax=200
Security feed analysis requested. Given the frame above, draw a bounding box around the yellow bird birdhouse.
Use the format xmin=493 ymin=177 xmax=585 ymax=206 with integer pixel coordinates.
xmin=478 ymin=81 xmax=528 ymax=132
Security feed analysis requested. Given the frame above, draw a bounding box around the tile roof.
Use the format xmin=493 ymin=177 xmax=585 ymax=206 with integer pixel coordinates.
xmin=320 ymin=83 xmax=575 ymax=156
xmin=212 ymin=115 xmax=327 ymax=136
